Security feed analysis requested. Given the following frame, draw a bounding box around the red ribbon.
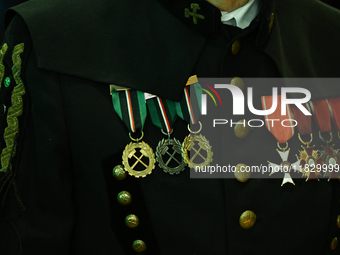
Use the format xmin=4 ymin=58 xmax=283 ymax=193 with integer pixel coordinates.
xmin=327 ymin=97 xmax=340 ymax=131
xmin=311 ymin=99 xmax=331 ymax=133
xmin=261 ymin=95 xmax=295 ymax=143
xmin=291 ymin=104 xmax=311 ymax=135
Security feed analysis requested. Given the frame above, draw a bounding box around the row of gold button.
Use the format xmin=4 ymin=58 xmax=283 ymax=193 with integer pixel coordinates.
xmin=231 ymin=78 xmax=254 ymax=230
xmin=232 ymin=77 xmax=251 ymax=183
xmin=115 ymin=165 xmax=147 ymax=253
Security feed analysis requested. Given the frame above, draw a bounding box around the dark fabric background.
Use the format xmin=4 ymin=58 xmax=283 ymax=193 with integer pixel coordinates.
xmin=0 ymin=0 xmax=27 ymax=41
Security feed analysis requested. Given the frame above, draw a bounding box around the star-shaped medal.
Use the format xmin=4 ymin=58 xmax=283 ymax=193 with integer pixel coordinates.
xmin=321 ymin=144 xmax=340 ymax=181
xmin=298 ymin=146 xmax=322 ymax=181
xmin=268 ymin=148 xmax=301 ymax=186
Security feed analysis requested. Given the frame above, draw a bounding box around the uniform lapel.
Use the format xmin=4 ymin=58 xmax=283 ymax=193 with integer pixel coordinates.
xmin=7 ymin=0 xmax=207 ymax=101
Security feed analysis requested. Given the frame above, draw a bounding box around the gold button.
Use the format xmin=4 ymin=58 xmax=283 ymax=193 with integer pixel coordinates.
xmin=125 ymin=214 xmax=139 ymax=228
xmin=117 ymin=191 xmax=132 ymax=206
xmin=230 ymin=77 xmax=244 ymax=91
xmin=239 ymin=210 xmax=256 ymax=229
xmin=112 ymin=165 xmax=127 ymax=180
xmin=268 ymin=13 xmax=275 ymax=34
xmin=231 ymin=39 xmax=241 ymax=55
xmin=234 ymin=119 xmax=250 ymax=138
xmin=331 ymin=237 xmax=338 ymax=250
xmin=337 ymin=215 xmax=340 ymax=228
xmin=234 ymin=164 xmax=251 ymax=183
xmin=132 ymin=240 xmax=146 ymax=253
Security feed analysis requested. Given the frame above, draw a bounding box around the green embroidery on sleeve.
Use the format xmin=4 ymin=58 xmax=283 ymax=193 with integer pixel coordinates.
xmin=1 ymin=43 xmax=25 ymax=173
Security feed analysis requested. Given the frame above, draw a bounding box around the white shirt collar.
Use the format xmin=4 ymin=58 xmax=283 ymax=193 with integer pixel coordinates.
xmin=220 ymin=0 xmax=260 ymax=29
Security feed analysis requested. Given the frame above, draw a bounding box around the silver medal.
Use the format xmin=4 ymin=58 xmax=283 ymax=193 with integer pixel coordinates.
xmin=156 ymin=138 xmax=186 ymax=174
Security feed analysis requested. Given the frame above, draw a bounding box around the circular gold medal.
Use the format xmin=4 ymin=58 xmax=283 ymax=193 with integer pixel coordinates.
xmin=182 ymin=134 xmax=213 ymax=169
xmin=122 ymin=141 xmax=155 ymax=178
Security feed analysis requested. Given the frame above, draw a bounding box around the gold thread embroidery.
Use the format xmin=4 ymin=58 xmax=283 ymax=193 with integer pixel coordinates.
xmin=0 ymin=43 xmax=25 ymax=173
xmin=0 ymin=43 xmax=8 ymax=92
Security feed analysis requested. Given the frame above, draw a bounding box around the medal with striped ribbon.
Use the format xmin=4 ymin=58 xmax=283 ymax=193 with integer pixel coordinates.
xmin=111 ymin=89 xmax=155 ymax=178
xmin=292 ymin=104 xmax=322 ymax=181
xmin=310 ymin=99 xmax=333 ymax=145
xmin=312 ymin=98 xmax=340 ymax=181
xmin=177 ymin=80 xmax=213 ymax=169
xmin=147 ymin=97 xmax=186 ymax=174
xmin=262 ymin=95 xmax=302 ymax=186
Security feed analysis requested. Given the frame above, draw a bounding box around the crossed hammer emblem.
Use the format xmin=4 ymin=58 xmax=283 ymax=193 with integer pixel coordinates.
xmin=128 ymin=148 xmax=149 ymax=170
xmin=191 ymin=142 xmax=208 ymax=162
xmin=163 ymin=146 xmax=182 ymax=166
xmin=185 ymin=3 xmax=205 ymax=25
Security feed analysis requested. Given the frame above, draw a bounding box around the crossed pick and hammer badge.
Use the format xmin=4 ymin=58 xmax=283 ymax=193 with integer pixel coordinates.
xmin=182 ymin=123 xmax=213 ymax=169
xmin=123 ymin=140 xmax=155 ymax=178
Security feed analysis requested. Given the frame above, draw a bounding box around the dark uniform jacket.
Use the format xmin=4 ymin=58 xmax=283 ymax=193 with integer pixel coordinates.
xmin=1 ymin=0 xmax=340 ymax=254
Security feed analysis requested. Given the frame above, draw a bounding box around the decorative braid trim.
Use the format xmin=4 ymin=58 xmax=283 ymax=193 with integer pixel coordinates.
xmin=0 ymin=43 xmax=25 ymax=173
